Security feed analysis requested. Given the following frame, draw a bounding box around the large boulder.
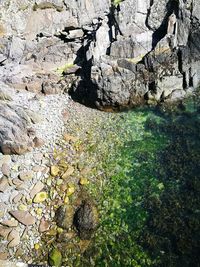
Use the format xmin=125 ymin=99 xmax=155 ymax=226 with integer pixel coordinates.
xmin=0 ymin=102 xmax=35 ymax=155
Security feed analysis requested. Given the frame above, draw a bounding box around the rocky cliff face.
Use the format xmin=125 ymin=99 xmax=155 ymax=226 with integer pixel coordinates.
xmin=0 ymin=0 xmax=200 ymax=111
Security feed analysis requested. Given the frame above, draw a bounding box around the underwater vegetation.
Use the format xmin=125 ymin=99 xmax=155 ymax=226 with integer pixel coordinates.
xmin=78 ymin=96 xmax=200 ymax=267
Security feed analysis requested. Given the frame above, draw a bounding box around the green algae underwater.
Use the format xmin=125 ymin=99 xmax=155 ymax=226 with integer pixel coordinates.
xmin=74 ymin=95 xmax=200 ymax=267
xmin=46 ymin=93 xmax=200 ymax=267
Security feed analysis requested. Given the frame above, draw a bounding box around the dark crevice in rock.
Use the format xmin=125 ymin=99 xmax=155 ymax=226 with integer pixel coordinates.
xmin=177 ymin=49 xmax=187 ymax=89
xmin=152 ymin=0 xmax=179 ymax=49
xmin=145 ymin=0 xmax=155 ymax=30
xmin=69 ymin=29 xmax=99 ymax=108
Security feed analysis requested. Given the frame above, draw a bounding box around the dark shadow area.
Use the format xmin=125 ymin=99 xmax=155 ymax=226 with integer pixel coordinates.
xmin=140 ymin=100 xmax=200 ymax=266
xmin=152 ymin=0 xmax=179 ymax=48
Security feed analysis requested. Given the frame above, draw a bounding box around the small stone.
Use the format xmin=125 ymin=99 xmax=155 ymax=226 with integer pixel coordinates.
xmin=66 ymin=184 xmax=75 ymax=196
xmin=63 ymin=134 xmax=78 ymax=142
xmin=56 ymin=179 xmax=63 ymax=186
xmin=10 ymin=210 xmax=35 ymax=226
xmin=19 ymin=170 xmax=34 ymax=181
xmin=30 ymin=181 xmax=44 ymax=199
xmin=7 ymin=229 xmax=19 ymax=241
xmin=18 ymin=204 xmax=28 ymax=211
xmin=57 ymin=227 xmax=63 ymax=234
xmin=64 ymin=196 xmax=69 ymax=204
xmin=13 ymin=193 xmax=22 ymax=204
xmin=79 ymin=178 xmax=89 ymax=185
xmin=15 ymin=248 xmax=23 ymax=258
xmin=1 ymin=163 xmax=10 ymax=177
xmin=0 ymin=155 xmax=11 ymax=167
xmin=48 ymin=248 xmax=62 ymax=267
xmin=51 ymin=165 xmax=60 ymax=176
xmin=33 ymin=191 xmax=47 ymax=203
xmin=32 ymin=166 xmax=46 ymax=172
xmin=0 ymin=226 xmax=11 ymax=239
xmin=36 ymin=208 xmax=43 ymax=216
xmin=39 ymin=217 xmax=50 ymax=233
xmin=33 ymin=153 xmax=44 ymax=162
xmin=0 ymin=177 xmax=9 ymax=192
xmin=16 ymin=183 xmax=28 ymax=191
xmin=0 ymin=252 xmax=9 ymax=260
xmin=62 ymin=166 xmax=74 ymax=179
xmin=12 ymin=178 xmax=23 ymax=186
xmin=33 ymin=137 xmax=45 ymax=148
xmin=34 ymin=243 xmax=40 ymax=250
xmin=1 ymin=219 xmax=18 ymax=227
xmin=12 ymin=164 xmax=19 ymax=171
xmin=7 ymin=230 xmax=21 ymax=248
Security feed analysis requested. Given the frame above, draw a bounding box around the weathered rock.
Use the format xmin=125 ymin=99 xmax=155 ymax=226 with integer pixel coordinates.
xmin=39 ymin=217 xmax=50 ymax=233
xmin=9 ymin=211 xmax=35 ymax=226
xmin=7 ymin=229 xmax=20 ymax=248
xmin=1 ymin=163 xmax=10 ymax=177
xmin=0 ymin=103 xmax=35 ymax=155
xmin=73 ymin=200 xmax=98 ymax=239
xmin=0 ymin=226 xmax=11 ymax=239
xmin=0 ymin=177 xmax=9 ymax=192
xmin=33 ymin=137 xmax=45 ymax=148
xmin=50 ymin=166 xmax=60 ymax=177
xmin=33 ymin=191 xmax=47 ymax=203
xmin=19 ymin=170 xmax=34 ymax=181
xmin=0 ymin=252 xmax=9 ymax=260
xmin=30 ymin=181 xmax=44 ymax=198
xmin=55 ymin=205 xmax=74 ymax=230
xmin=1 ymin=219 xmax=18 ymax=227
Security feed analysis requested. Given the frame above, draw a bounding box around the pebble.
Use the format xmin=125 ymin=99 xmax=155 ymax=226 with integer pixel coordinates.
xmin=33 ymin=192 xmax=47 ymax=203
xmin=9 ymin=211 xmax=36 ymax=226
xmin=33 ymin=137 xmax=45 ymax=148
xmin=0 ymin=219 xmax=18 ymax=227
xmin=50 ymin=165 xmax=60 ymax=176
xmin=0 ymin=252 xmax=9 ymax=260
xmin=1 ymin=163 xmax=10 ymax=177
xmin=0 ymin=226 xmax=11 ymax=239
xmin=19 ymin=171 xmax=34 ymax=181
xmin=0 ymin=155 xmax=11 ymax=167
xmin=62 ymin=166 xmax=74 ymax=179
xmin=12 ymin=178 xmax=23 ymax=186
xmin=79 ymin=177 xmax=89 ymax=185
xmin=7 ymin=229 xmax=20 ymax=248
xmin=13 ymin=193 xmax=23 ymax=204
xmin=38 ymin=217 xmax=50 ymax=233
xmin=0 ymin=177 xmax=9 ymax=192
xmin=30 ymin=181 xmax=44 ymax=199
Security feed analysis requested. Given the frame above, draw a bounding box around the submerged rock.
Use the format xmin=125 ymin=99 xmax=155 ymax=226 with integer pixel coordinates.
xmin=55 ymin=205 xmax=74 ymax=230
xmin=73 ymin=200 xmax=98 ymax=239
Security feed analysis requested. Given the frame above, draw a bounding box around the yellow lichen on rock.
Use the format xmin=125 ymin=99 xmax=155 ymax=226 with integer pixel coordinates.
xmin=51 ymin=165 xmax=60 ymax=176
xmin=79 ymin=177 xmax=89 ymax=185
xmin=66 ymin=184 xmax=75 ymax=196
xmin=33 ymin=192 xmax=48 ymax=203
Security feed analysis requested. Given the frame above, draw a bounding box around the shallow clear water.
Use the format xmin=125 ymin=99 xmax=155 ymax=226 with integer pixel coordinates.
xmin=74 ymin=96 xmax=200 ymax=267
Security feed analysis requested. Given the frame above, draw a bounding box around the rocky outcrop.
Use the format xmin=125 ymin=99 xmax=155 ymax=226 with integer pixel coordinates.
xmin=0 ymin=101 xmax=36 ymax=155
xmin=0 ymin=0 xmax=200 ymax=111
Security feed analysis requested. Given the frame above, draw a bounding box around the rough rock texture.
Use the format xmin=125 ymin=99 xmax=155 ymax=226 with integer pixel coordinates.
xmin=0 ymin=0 xmax=199 ymax=140
xmin=73 ymin=200 xmax=98 ymax=239
xmin=0 ymin=102 xmax=35 ymax=155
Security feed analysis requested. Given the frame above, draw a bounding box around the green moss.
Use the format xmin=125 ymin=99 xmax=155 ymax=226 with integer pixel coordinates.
xmin=112 ymin=0 xmax=124 ymax=6
xmin=48 ymin=248 xmax=62 ymax=267
xmin=55 ymin=63 xmax=74 ymax=76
